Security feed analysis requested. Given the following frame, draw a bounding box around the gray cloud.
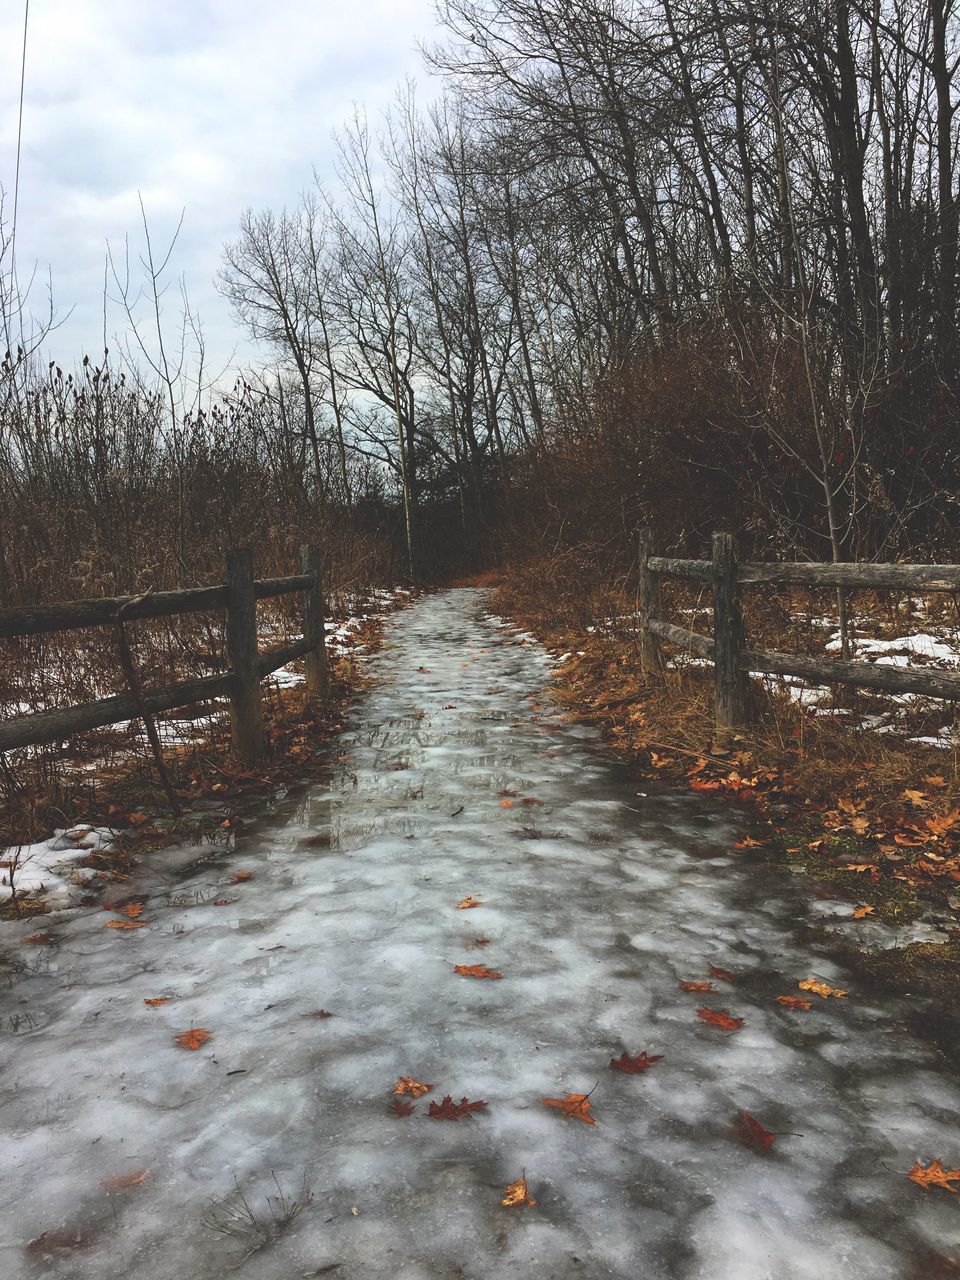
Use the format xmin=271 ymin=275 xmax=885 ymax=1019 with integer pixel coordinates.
xmin=0 ymin=0 xmax=440 ymax=377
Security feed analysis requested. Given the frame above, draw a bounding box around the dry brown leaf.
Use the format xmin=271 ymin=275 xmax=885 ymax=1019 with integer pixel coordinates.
xmin=144 ymin=997 xmax=172 ymax=1007
xmin=680 ymin=980 xmax=713 ymax=992
xmin=391 ymin=1076 xmax=433 ymax=1098
xmin=230 ymin=871 xmax=254 ymax=884
xmin=390 ymin=1097 xmax=415 ymax=1117
xmin=734 ymin=1111 xmax=776 ymax=1152
xmin=114 ymin=902 xmax=144 ymax=919
xmin=105 ymin=919 xmax=146 ymax=930
xmin=454 ymin=963 xmax=503 ymax=980
xmin=456 ymin=896 xmax=483 ymax=910
xmin=709 ymin=966 xmax=733 ymax=982
xmin=175 ymin=1028 xmax=211 ymax=1050
xmin=852 ymin=905 xmax=875 ymax=919
xmin=501 ymin=1173 xmax=536 ymax=1207
xmin=697 ymin=1008 xmax=743 ymax=1030
xmin=428 ymin=1095 xmax=487 ymax=1120
xmin=777 ymin=995 xmax=813 ymax=1011
xmin=101 ymin=1169 xmax=149 ymax=1191
xmin=926 ymin=810 xmax=960 ymax=839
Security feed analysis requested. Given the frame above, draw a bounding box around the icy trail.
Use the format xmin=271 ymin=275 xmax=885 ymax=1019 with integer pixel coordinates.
xmin=3 ymin=588 xmax=959 ymax=1280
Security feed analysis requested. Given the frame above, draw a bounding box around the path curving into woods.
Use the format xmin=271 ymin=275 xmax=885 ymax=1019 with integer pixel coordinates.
xmin=2 ymin=588 xmax=959 ymax=1280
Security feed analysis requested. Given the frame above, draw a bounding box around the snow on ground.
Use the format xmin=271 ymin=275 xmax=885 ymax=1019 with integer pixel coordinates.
xmin=1 ymin=589 xmax=959 ymax=1279
xmin=0 ymin=828 xmax=116 ymax=908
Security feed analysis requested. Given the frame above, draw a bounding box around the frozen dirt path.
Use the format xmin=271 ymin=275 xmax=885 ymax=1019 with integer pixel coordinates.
xmin=3 ymin=587 xmax=960 ymax=1280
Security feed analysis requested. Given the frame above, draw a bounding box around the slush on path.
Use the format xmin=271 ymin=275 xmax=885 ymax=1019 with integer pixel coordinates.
xmin=3 ymin=589 xmax=959 ymax=1279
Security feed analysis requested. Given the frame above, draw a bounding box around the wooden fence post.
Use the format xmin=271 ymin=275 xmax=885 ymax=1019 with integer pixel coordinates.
xmin=637 ymin=527 xmax=662 ymax=674
xmin=711 ymin=531 xmax=748 ymax=730
xmin=225 ymin=548 xmax=265 ymax=763
xmin=300 ymin=543 xmax=329 ymax=699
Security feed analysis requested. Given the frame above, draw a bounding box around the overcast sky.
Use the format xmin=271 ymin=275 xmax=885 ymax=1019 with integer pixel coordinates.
xmin=0 ymin=0 xmax=442 ymax=380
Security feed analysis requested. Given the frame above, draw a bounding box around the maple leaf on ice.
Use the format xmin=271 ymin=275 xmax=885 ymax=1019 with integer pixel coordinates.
xmin=777 ymin=995 xmax=813 ymax=1011
xmin=541 ymin=1093 xmax=597 ymax=1125
xmin=428 ymin=1095 xmax=487 ymax=1120
xmin=391 ymin=1076 xmax=433 ymax=1098
xmin=454 ymin=964 xmax=502 ymax=979
xmin=390 ymin=1098 xmax=415 ymax=1117
xmin=852 ymin=905 xmax=875 ymax=919
xmin=680 ymin=980 xmax=713 ymax=992
xmin=105 ymin=919 xmax=146 ymax=930
xmin=709 ymin=966 xmax=733 ymax=982
xmin=175 ymin=1028 xmax=211 ymax=1050
xmin=501 ymin=1172 xmax=536 ymax=1207
xmin=798 ymin=979 xmax=847 ymax=999
xmin=610 ymin=1051 xmax=663 ymax=1074
xmin=229 ymin=871 xmax=254 ymax=884
xmin=697 ymin=1008 xmax=744 ymax=1030
xmin=456 ymin=896 xmax=483 ymax=909
xmin=908 ymin=1159 xmax=960 ymax=1193
xmin=144 ymin=997 xmax=172 ymax=1007
xmin=734 ymin=1110 xmax=775 ymax=1152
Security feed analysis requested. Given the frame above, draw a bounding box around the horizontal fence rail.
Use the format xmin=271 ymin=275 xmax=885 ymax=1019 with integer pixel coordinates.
xmin=639 ymin=529 xmax=960 ymax=729
xmin=0 ymin=547 xmax=328 ymax=764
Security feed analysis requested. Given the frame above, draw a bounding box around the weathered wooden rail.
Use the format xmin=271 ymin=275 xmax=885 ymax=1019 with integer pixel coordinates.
xmin=0 ymin=546 xmax=328 ymax=763
xmin=637 ymin=529 xmax=960 ymax=729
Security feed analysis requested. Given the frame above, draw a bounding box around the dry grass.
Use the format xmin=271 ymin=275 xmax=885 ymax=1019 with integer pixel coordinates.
xmin=493 ymin=554 xmax=960 ymax=911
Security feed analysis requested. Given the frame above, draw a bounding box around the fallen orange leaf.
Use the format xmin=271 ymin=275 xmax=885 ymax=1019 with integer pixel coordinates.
xmin=541 ymin=1093 xmax=596 ymax=1125
xmin=680 ymin=980 xmax=713 ymax=992
xmin=113 ymin=902 xmax=144 ymax=919
xmin=499 ymin=799 xmax=515 ymax=808
xmin=456 ymin=896 xmax=483 ymax=910
xmin=229 ymin=871 xmax=254 ymax=884
xmin=454 ymin=963 xmax=502 ymax=980
xmin=777 ymin=995 xmax=813 ymax=1011
xmin=144 ymin=997 xmax=172 ymax=1007
xmin=175 ymin=1028 xmax=211 ymax=1050
xmin=101 ymin=1170 xmax=150 ymax=1191
xmin=501 ymin=1173 xmax=536 ymax=1207
xmin=852 ymin=905 xmax=875 ymax=919
xmin=709 ymin=966 xmax=733 ymax=982
xmin=908 ymin=1159 xmax=960 ymax=1193
xmin=697 ymin=1008 xmax=743 ymax=1030
xmin=106 ymin=919 xmax=146 ymax=930
xmin=798 ymin=979 xmax=847 ymax=999
xmin=391 ymin=1076 xmax=432 ymax=1098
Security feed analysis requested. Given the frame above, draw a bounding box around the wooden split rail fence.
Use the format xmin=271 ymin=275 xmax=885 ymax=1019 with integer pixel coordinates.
xmin=637 ymin=529 xmax=960 ymax=729
xmin=0 ymin=546 xmax=328 ymax=764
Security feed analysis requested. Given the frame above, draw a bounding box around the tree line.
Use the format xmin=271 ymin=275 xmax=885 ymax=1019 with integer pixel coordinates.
xmin=3 ymin=0 xmax=960 ymax=604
